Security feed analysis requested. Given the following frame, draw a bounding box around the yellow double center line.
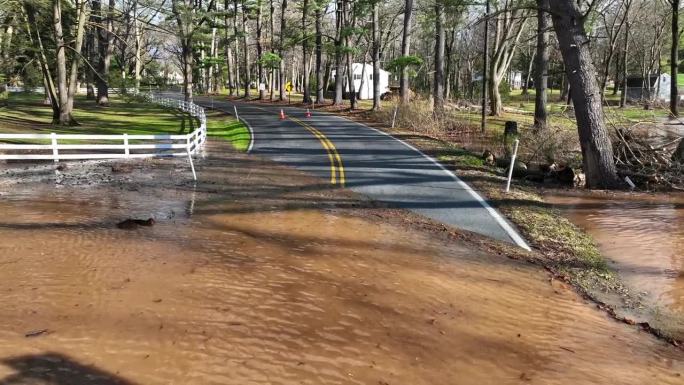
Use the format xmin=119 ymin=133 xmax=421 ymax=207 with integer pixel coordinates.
xmin=289 ymin=116 xmax=345 ymax=187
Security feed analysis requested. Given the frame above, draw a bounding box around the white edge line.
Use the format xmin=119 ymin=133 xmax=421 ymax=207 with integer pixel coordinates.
xmin=238 ymin=116 xmax=255 ymax=153
xmin=313 ymin=110 xmax=531 ymax=251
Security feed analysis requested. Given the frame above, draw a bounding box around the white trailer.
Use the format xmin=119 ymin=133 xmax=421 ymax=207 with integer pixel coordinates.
xmin=332 ymin=63 xmax=390 ymax=100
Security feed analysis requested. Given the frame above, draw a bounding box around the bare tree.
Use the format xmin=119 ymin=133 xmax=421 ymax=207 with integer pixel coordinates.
xmin=278 ymin=0 xmax=287 ymax=100
xmin=314 ymin=0 xmax=325 ymax=103
xmin=333 ymin=0 xmax=344 ymax=105
xmin=372 ymin=0 xmax=380 ymax=110
xmin=550 ymin=0 xmax=622 ymax=188
xmin=399 ymin=0 xmax=413 ymax=104
xmin=433 ymin=0 xmax=445 ymax=113
xmin=534 ymin=0 xmax=549 ymax=129
xmin=488 ymin=0 xmax=528 ymax=116
xmin=302 ymin=0 xmax=311 ymax=103
xmin=94 ymin=0 xmax=114 ymax=106
xmin=667 ymin=0 xmax=680 ymax=116
xmin=53 ymin=0 xmax=88 ymax=125
xmin=256 ymin=0 xmax=265 ymax=99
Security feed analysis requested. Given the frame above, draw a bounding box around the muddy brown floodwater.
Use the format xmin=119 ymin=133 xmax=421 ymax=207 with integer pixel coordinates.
xmin=0 ymin=143 xmax=683 ymax=384
xmin=546 ymin=192 xmax=684 ymax=315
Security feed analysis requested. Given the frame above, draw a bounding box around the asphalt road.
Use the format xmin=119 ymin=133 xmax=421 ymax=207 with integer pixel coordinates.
xmin=182 ymin=94 xmax=529 ymax=249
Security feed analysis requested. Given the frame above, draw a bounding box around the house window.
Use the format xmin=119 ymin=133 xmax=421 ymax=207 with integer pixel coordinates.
xmin=354 ymin=74 xmax=362 ymax=80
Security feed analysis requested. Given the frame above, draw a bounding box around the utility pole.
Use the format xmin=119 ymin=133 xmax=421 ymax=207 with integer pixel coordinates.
xmin=481 ymin=0 xmax=489 ymax=133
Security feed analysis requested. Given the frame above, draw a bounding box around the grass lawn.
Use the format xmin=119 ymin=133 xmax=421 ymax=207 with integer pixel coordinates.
xmin=0 ymin=92 xmax=251 ymax=151
xmin=205 ymin=110 xmax=251 ymax=151
xmin=0 ymin=92 xmax=198 ymax=136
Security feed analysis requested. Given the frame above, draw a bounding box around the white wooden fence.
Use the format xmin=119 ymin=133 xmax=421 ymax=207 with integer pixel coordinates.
xmin=0 ymin=94 xmax=207 ymax=180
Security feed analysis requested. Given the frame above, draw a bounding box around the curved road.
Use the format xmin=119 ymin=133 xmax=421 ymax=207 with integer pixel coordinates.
xmin=186 ymin=95 xmax=529 ymax=250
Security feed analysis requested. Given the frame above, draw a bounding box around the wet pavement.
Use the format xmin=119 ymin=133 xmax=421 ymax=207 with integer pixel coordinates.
xmin=546 ymin=192 xmax=684 ymax=314
xmin=0 ymin=142 xmax=683 ymax=384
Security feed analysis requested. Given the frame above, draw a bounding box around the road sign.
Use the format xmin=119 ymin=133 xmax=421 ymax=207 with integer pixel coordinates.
xmin=285 ymin=81 xmax=293 ymax=92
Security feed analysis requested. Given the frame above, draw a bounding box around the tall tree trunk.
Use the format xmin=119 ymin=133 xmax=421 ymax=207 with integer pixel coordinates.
xmin=433 ymin=0 xmax=445 ymax=114
xmin=133 ymin=0 xmax=143 ymax=93
xmin=399 ymin=0 xmax=413 ymax=104
xmin=85 ymin=12 xmax=96 ymax=99
xmin=256 ymin=0 xmax=265 ymax=99
xmin=559 ymin=70 xmax=569 ymax=101
xmin=66 ymin=0 xmax=88 ymax=119
xmin=371 ymin=1 xmax=380 ymax=110
xmin=225 ymin=0 xmax=235 ymax=95
xmin=24 ymin=3 xmax=59 ymax=120
xmin=172 ymin=0 xmax=195 ymax=102
xmin=612 ymin=51 xmax=620 ymax=96
xmin=0 ymin=16 xmax=13 ymax=77
xmin=242 ymin=1 xmax=251 ymax=98
xmin=96 ymin=0 xmax=114 ymax=106
xmin=302 ymin=0 xmax=311 ymax=103
xmin=53 ymin=0 xmax=72 ymax=125
xmin=315 ymin=2 xmax=325 ymax=103
xmin=534 ymin=0 xmax=549 ymax=129
xmin=345 ymin=0 xmax=357 ymax=110
xmin=333 ymin=0 xmax=343 ymax=105
xmin=233 ymin=0 xmax=241 ymax=96
xmin=671 ymin=0 xmax=679 ymax=117
xmin=487 ymin=65 xmax=502 ymax=116
xmin=279 ymin=0 xmax=287 ymax=100
xmin=269 ymin=0 xmax=275 ymax=100
xmin=183 ymin=40 xmax=194 ymax=102
xmin=488 ymin=6 xmax=527 ymax=116
xmin=550 ymin=0 xmax=621 ymax=189
xmin=522 ymin=50 xmax=534 ymax=96
xmin=620 ymin=16 xmax=630 ymax=108
xmin=445 ymin=29 xmax=455 ymax=100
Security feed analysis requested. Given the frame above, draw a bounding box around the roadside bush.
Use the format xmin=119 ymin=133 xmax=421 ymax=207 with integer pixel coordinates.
xmin=519 ymin=126 xmax=580 ymax=167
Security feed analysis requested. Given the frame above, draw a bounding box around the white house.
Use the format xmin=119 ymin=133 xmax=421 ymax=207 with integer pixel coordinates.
xmin=508 ymin=71 xmax=523 ymax=90
xmin=333 ymin=63 xmax=390 ymax=100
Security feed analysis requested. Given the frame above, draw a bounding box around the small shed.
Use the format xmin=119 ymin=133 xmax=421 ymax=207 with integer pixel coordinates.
xmin=332 ymin=63 xmax=390 ymax=100
xmin=625 ymin=73 xmax=671 ymax=102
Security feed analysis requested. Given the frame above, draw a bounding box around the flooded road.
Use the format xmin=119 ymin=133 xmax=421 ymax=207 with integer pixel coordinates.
xmin=0 ymin=144 xmax=683 ymax=384
xmin=546 ymin=192 xmax=684 ymax=315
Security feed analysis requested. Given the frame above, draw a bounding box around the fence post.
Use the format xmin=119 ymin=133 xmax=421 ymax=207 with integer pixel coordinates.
xmin=123 ymin=133 xmax=130 ymax=158
xmin=505 ymin=139 xmax=520 ymax=193
xmin=51 ymin=132 xmax=59 ymax=163
xmin=186 ymin=137 xmax=197 ymax=181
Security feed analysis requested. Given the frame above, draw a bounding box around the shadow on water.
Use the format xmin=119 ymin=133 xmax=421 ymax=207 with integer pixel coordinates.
xmin=0 ymin=353 xmax=137 ymax=385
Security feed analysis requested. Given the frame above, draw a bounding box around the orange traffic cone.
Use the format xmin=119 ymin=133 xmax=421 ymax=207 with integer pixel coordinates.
xmin=279 ymin=109 xmax=286 ymax=120
xmin=306 ymin=109 xmax=312 ymax=118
